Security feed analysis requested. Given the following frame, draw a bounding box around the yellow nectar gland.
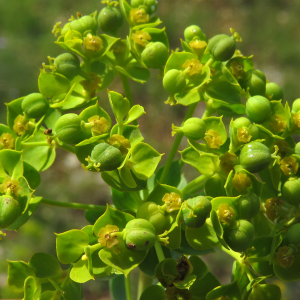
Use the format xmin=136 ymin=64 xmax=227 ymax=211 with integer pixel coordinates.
xmin=182 ymin=59 xmax=203 ymax=77
xmin=230 ymin=60 xmax=244 ymax=79
xmin=131 ymin=31 xmax=151 ymax=47
xmin=129 ymin=8 xmax=149 ymax=24
xmin=204 ymin=129 xmax=223 ymax=149
xmin=270 ymin=114 xmax=286 ymax=133
xmin=162 ymin=192 xmax=182 ymax=213
xmin=292 ymin=112 xmax=300 ymax=128
xmin=276 ymin=246 xmax=294 ymax=268
xmin=218 ymin=203 xmax=235 ymax=226
xmin=265 ymin=198 xmax=283 ymax=221
xmin=188 ymin=40 xmax=207 ymax=57
xmin=88 ymin=116 xmax=109 ymax=135
xmin=13 ymin=115 xmax=29 ymax=136
xmin=219 ymin=152 xmax=237 ymax=174
xmin=0 ymin=177 xmax=22 ymax=197
xmin=80 ymin=72 xmax=102 ymax=92
xmin=107 ymin=134 xmax=131 ymax=155
xmin=83 ymin=34 xmax=104 ymax=53
xmin=232 ymin=173 xmax=251 ymax=193
xmin=279 ymin=156 xmax=299 ymax=176
xmin=98 ymin=225 xmax=119 ymax=249
xmin=237 ymin=127 xmax=251 ymax=143
xmin=0 ymin=133 xmax=14 ymax=150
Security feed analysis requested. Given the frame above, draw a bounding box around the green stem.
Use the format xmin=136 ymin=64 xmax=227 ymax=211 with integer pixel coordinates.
xmin=40 ymin=198 xmax=106 ymax=212
xmin=181 ymin=174 xmax=211 ymax=195
xmin=217 ymin=243 xmax=243 ymax=263
xmin=119 ymin=72 xmax=134 ymax=108
xmin=246 ymin=255 xmax=270 ymax=264
xmin=154 ymin=241 xmax=165 ymax=262
xmin=159 ymin=103 xmax=198 ymax=184
xmin=125 ymin=273 xmax=133 ymax=300
xmin=205 ymin=57 xmax=214 ymax=67
xmin=137 ymin=271 xmax=153 ymax=299
xmin=55 ymin=140 xmax=75 ymax=154
xmin=21 ymin=141 xmax=49 ymax=147
xmin=142 ymin=189 xmax=149 ymax=201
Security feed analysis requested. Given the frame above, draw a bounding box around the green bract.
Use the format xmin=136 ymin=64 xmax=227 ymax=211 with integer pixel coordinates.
xmin=184 ymin=25 xmax=206 ymax=42
xmin=141 ymin=42 xmax=169 ymax=69
xmin=21 ymin=93 xmax=49 ymax=119
xmin=163 ymin=69 xmax=186 ymax=94
xmin=61 ymin=15 xmax=97 ymax=36
xmin=245 ymin=96 xmax=272 ymax=123
xmin=136 ymin=202 xmax=167 ymax=234
xmin=182 ymin=196 xmax=212 ymax=228
xmin=240 ymin=142 xmax=272 ymax=173
xmin=124 ymin=219 xmax=157 ymax=251
xmin=266 ymin=82 xmax=283 ymax=100
xmin=241 ymin=69 xmax=266 ymax=96
xmin=207 ymin=34 xmax=235 ymax=61
xmin=281 ymin=177 xmax=300 ymax=206
xmin=98 ymin=7 xmax=123 ymax=35
xmin=292 ymin=98 xmax=300 ymax=113
xmin=223 ymin=220 xmax=255 ymax=252
xmin=55 ymin=113 xmax=85 ymax=144
xmin=0 ymin=195 xmax=21 ymax=228
xmin=54 ymin=53 xmax=81 ymax=81
xmin=248 ymin=284 xmax=281 ymax=300
xmin=237 ymin=192 xmax=260 ymax=219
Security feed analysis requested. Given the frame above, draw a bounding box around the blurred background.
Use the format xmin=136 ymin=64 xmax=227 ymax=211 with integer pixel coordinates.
xmin=0 ymin=0 xmax=300 ymax=299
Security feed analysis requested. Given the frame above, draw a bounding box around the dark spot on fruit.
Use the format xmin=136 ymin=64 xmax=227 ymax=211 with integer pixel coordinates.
xmin=145 ymin=240 xmax=149 ymax=246
xmin=127 ymin=243 xmax=136 ymax=249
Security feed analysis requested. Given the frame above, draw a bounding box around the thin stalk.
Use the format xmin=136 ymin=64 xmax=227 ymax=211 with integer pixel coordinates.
xmin=159 ymin=103 xmax=198 ymax=184
xmin=119 ymin=72 xmax=134 ymax=108
xmin=181 ymin=174 xmax=211 ymax=195
xmin=40 ymin=198 xmax=106 ymax=212
xmin=55 ymin=140 xmax=76 ymax=154
xmin=137 ymin=271 xmax=153 ymax=299
xmin=217 ymin=243 xmax=243 ymax=263
xmin=154 ymin=241 xmax=165 ymax=262
xmin=125 ymin=274 xmax=133 ymax=300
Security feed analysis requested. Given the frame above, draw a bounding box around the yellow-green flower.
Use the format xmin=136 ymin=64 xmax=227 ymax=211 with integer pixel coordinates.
xmin=88 ymin=116 xmax=109 ymax=135
xmin=129 ymin=8 xmax=149 ymax=25
xmin=218 ymin=203 xmax=235 ymax=226
xmin=270 ymin=114 xmax=286 ymax=133
xmin=0 ymin=133 xmax=14 ymax=150
xmin=276 ymin=246 xmax=294 ymax=268
xmin=292 ymin=112 xmax=300 ymax=128
xmin=188 ymin=40 xmax=207 ymax=57
xmin=265 ymin=198 xmax=283 ymax=221
xmin=107 ymin=134 xmax=131 ymax=155
xmin=229 ymin=60 xmax=244 ymax=79
xmin=182 ymin=59 xmax=203 ymax=76
xmin=162 ymin=192 xmax=182 ymax=213
xmin=0 ymin=177 xmax=22 ymax=196
xmin=232 ymin=173 xmax=251 ymax=193
xmin=80 ymin=72 xmax=102 ymax=92
xmin=97 ymin=225 xmax=119 ymax=248
xmin=280 ymin=156 xmax=298 ymax=176
xmin=131 ymin=31 xmax=151 ymax=47
xmin=83 ymin=34 xmax=103 ymax=53
xmin=13 ymin=115 xmax=29 ymax=135
xmin=237 ymin=127 xmax=251 ymax=143
xmin=204 ymin=129 xmax=223 ymax=149
xmin=219 ymin=152 xmax=237 ymax=174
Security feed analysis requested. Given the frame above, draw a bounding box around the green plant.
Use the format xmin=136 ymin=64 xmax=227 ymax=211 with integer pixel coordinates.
xmin=1 ymin=0 xmax=300 ymax=299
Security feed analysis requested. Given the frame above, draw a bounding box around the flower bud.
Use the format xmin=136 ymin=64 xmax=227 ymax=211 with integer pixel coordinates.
xmin=0 ymin=196 xmax=21 ymax=229
xmin=245 ymin=96 xmax=272 ymax=124
xmin=238 ymin=192 xmax=260 ymax=219
xmin=141 ymin=42 xmax=169 ymax=69
xmin=172 ymin=118 xmax=206 ymax=140
xmin=163 ymin=70 xmax=186 ymax=95
xmin=22 ymin=93 xmax=49 ymax=119
xmin=223 ymin=220 xmax=255 ymax=252
xmin=98 ymin=6 xmax=123 ymax=35
xmin=55 ymin=113 xmax=85 ymax=144
xmin=266 ymin=82 xmax=283 ymax=100
xmin=281 ymin=177 xmax=300 ymax=206
xmin=61 ymin=15 xmax=97 ymax=36
xmin=182 ymin=196 xmax=212 ymax=228
xmin=184 ymin=25 xmax=206 ymax=43
xmin=54 ymin=53 xmax=81 ymax=81
xmin=241 ymin=69 xmax=266 ymax=96
xmin=240 ymin=142 xmax=272 ymax=173
xmin=124 ymin=219 xmax=157 ymax=251
xmin=207 ymin=34 xmax=236 ymax=61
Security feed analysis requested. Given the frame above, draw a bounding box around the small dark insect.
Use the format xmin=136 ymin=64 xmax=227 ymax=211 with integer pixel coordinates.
xmin=44 ymin=128 xmax=52 ymax=135
xmin=127 ymin=243 xmax=136 ymax=250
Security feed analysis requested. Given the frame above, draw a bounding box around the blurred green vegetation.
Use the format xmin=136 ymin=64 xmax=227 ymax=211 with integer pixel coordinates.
xmin=0 ymin=0 xmax=300 ymax=299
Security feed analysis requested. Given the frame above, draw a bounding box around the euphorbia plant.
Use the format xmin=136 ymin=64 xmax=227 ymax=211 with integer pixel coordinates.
xmin=1 ymin=0 xmax=300 ymax=299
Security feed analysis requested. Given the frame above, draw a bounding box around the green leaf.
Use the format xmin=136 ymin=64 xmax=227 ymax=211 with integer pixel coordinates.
xmin=81 ymin=225 xmax=98 ymax=245
xmin=84 ymin=209 xmax=106 ymax=225
xmin=56 ymin=230 xmax=89 ymax=264
xmin=38 ymin=71 xmax=70 ymax=99
xmin=139 ymin=285 xmax=166 ymax=300
xmin=115 ymin=65 xmax=150 ymax=84
xmin=155 ymin=160 xmax=181 ymax=188
xmin=99 ymin=242 xmax=148 ymax=276
xmin=123 ymin=105 xmax=145 ymax=125
xmin=189 ymin=272 xmax=220 ymax=298
xmin=185 ymin=220 xmax=219 ymax=250
xmin=174 ymin=274 xmax=197 ymax=290
xmin=91 ymin=251 xmax=113 ymax=277
xmin=273 ymin=253 xmax=300 ymax=281
xmin=70 ymin=258 xmax=94 ymax=283
xmin=119 ymin=0 xmax=131 ymax=22
xmin=175 ymin=89 xmax=202 ymax=106
xmin=132 ymin=17 xmax=162 ymax=31
xmin=206 ymin=281 xmax=241 ymax=300
xmin=111 ymin=188 xmax=141 ymax=213
xmin=28 ymin=253 xmax=63 ymax=279
xmin=0 ymin=149 xmax=23 ymax=179
xmin=203 ymin=116 xmax=227 ymax=145
xmin=16 ymin=176 xmax=34 ymax=214
xmin=110 ymin=124 xmax=144 ymax=147
xmin=142 ymin=27 xmax=169 ymax=51
xmin=6 ymin=97 xmax=24 ymax=132
xmin=269 ymin=230 xmax=286 ymax=264
xmin=108 ymin=91 xmax=130 ymax=123
xmin=211 ymin=196 xmax=240 ymax=213
xmin=38 ymin=290 xmax=62 ymax=300
xmin=164 ymin=52 xmax=196 ymax=73
xmin=93 ymin=205 xmax=134 ymax=237
xmin=62 ymin=276 xmax=83 ymax=300
xmin=23 ymin=162 xmax=41 ymax=190
xmin=109 ymin=275 xmax=126 ymax=300
xmin=23 ymin=276 xmax=37 ymax=300
xmin=210 ymin=210 xmax=230 ymax=249
xmin=7 ymin=260 xmax=36 ymax=293
xmin=44 ymin=108 xmax=61 ymax=130
xmin=255 ymin=123 xmax=284 ymax=140
xmin=189 ymin=255 xmax=209 ymax=280
xmin=252 ymin=212 xmax=273 ymax=238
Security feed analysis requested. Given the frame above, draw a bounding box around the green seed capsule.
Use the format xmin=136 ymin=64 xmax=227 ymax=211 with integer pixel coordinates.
xmin=141 ymin=42 xmax=169 ymax=69
xmin=54 ymin=53 xmax=81 ymax=81
xmin=248 ymin=284 xmax=281 ymax=300
xmin=0 ymin=196 xmax=21 ymax=229
xmin=124 ymin=219 xmax=157 ymax=251
xmin=295 ymin=142 xmax=300 ymax=154
xmin=55 ymin=113 xmax=85 ymax=145
xmin=136 ymin=202 xmax=166 ymax=234
xmin=223 ymin=220 xmax=255 ymax=252
xmin=238 ymin=192 xmax=260 ymax=219
xmin=242 ymin=69 xmax=266 ymax=96
xmin=61 ymin=15 xmax=98 ymax=36
xmin=234 ymin=117 xmax=251 ymax=129
xmin=21 ymin=93 xmax=49 ymax=119
xmin=207 ymin=34 xmax=236 ymax=61
xmin=98 ymin=6 xmax=123 ymax=35
xmin=182 ymin=196 xmax=212 ymax=228
xmin=131 ymin=0 xmax=158 ymax=14
xmin=266 ymin=82 xmax=283 ymax=100
xmin=245 ymin=96 xmax=272 ymax=124
xmin=184 ymin=25 xmax=206 ymax=43
xmin=90 ymin=143 xmax=123 ymax=172
xmin=163 ymin=69 xmax=186 ymax=95
xmin=292 ymin=98 xmax=300 ymax=113
xmin=240 ymin=142 xmax=272 ymax=173
xmin=181 ymin=118 xmax=206 ymax=140
xmin=281 ymin=177 xmax=300 ymax=206
xmin=286 ymin=223 xmax=300 ymax=247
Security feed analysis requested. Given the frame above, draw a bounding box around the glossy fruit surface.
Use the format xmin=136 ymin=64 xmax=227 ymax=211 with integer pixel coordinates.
xmin=22 ymin=93 xmax=49 ymax=119
xmin=131 ymin=0 xmax=158 ymax=14
xmin=61 ymin=16 xmax=97 ymax=36
xmin=207 ymin=34 xmax=235 ymax=61
xmin=245 ymin=96 xmax=272 ymax=124
xmin=242 ymin=69 xmax=266 ymax=96
xmin=184 ymin=25 xmax=206 ymax=42
xmin=0 ymin=196 xmax=21 ymax=229
xmin=54 ymin=53 xmax=81 ymax=81
xmin=238 ymin=192 xmax=260 ymax=219
xmin=98 ymin=7 xmax=123 ymax=34
xmin=286 ymin=223 xmax=300 ymax=247
xmin=266 ymin=82 xmax=283 ymax=100
xmin=141 ymin=42 xmax=169 ymax=69
xmin=281 ymin=177 xmax=300 ymax=206
xmin=181 ymin=118 xmax=206 ymax=140
xmin=163 ymin=69 xmax=186 ymax=94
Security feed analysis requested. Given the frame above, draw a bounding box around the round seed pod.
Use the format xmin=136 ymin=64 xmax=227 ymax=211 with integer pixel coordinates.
xmin=242 ymin=69 xmax=266 ymax=96
xmin=22 ymin=93 xmax=49 ymax=119
xmin=141 ymin=42 xmax=169 ymax=69
xmin=98 ymin=6 xmax=123 ymax=34
xmin=266 ymin=82 xmax=283 ymax=100
xmin=207 ymin=34 xmax=236 ymax=61
xmin=292 ymin=98 xmax=300 ymax=114
xmin=245 ymin=96 xmax=272 ymax=124
xmin=286 ymin=223 xmax=300 ymax=247
xmin=163 ymin=69 xmax=186 ymax=95
xmin=184 ymin=25 xmax=206 ymax=43
xmin=131 ymin=0 xmax=158 ymax=14
xmin=238 ymin=192 xmax=260 ymax=219
xmin=181 ymin=118 xmax=206 ymax=140
xmin=61 ymin=15 xmax=97 ymax=36
xmin=281 ymin=177 xmax=300 ymax=206
xmin=54 ymin=53 xmax=81 ymax=81
xmin=0 ymin=196 xmax=21 ymax=229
